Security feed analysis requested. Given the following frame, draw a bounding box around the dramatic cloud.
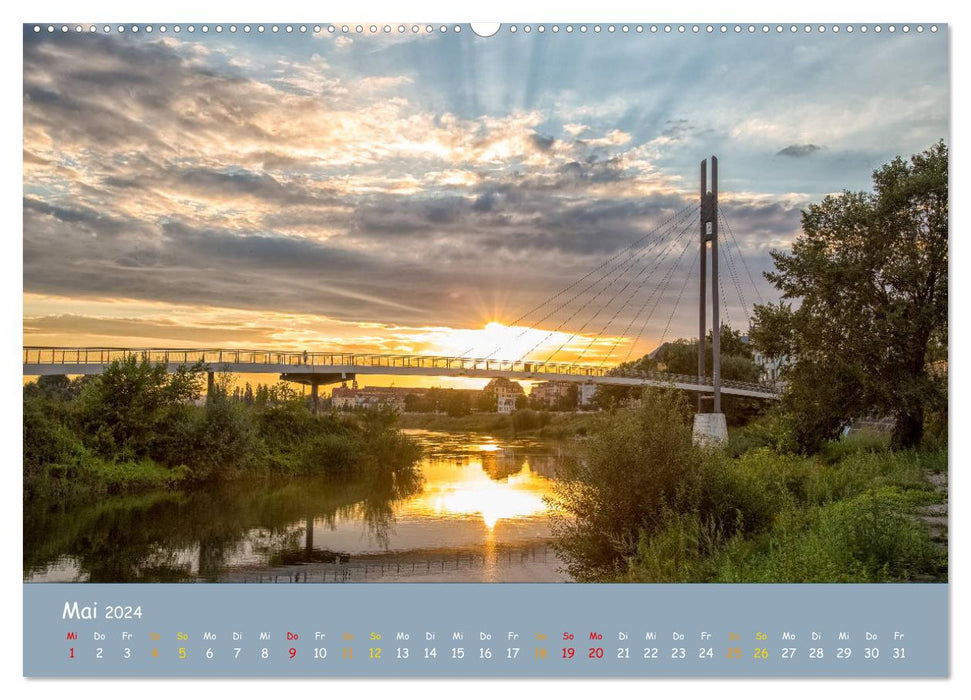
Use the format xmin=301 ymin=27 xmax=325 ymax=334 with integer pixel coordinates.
xmin=23 ymin=27 xmax=948 ymax=365
xmin=777 ymin=144 xmax=823 ymax=158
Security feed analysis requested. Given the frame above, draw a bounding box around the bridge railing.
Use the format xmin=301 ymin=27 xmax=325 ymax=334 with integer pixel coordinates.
xmin=23 ymin=347 xmax=780 ymax=395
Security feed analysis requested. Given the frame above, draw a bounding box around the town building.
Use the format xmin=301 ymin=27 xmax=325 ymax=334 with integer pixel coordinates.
xmin=529 ymin=381 xmax=573 ymax=407
xmin=752 ymin=351 xmax=789 ymax=385
xmin=483 ymin=377 xmax=525 ymax=414
xmin=331 ymin=385 xmax=427 ymax=412
xmin=578 ymin=383 xmax=598 ymax=408
xmin=497 ymin=393 xmax=518 ymax=414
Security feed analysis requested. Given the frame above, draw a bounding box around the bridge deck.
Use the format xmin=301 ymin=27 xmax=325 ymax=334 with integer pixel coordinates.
xmin=23 ymin=347 xmax=781 ymax=400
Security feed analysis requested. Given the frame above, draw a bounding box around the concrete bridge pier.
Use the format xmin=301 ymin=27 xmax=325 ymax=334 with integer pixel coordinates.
xmin=693 ymin=412 xmax=728 ymax=447
xmin=281 ymin=372 xmax=355 ymax=414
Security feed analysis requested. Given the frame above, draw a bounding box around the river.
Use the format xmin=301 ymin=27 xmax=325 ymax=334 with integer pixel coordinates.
xmin=24 ymin=430 xmax=570 ymax=583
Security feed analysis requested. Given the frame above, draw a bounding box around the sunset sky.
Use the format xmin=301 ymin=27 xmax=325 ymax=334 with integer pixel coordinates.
xmin=23 ymin=25 xmax=948 ymax=386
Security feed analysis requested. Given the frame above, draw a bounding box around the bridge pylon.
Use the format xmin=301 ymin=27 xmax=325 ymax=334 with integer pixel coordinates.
xmin=694 ymin=156 xmax=728 ymax=446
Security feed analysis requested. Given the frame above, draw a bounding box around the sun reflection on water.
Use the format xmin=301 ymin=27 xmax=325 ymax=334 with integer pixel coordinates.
xmin=402 ymin=455 xmax=551 ymax=530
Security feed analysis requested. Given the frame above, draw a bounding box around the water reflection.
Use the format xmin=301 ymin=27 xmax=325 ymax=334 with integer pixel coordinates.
xmin=404 ymin=432 xmax=553 ymax=530
xmin=24 ymin=430 xmax=566 ymax=583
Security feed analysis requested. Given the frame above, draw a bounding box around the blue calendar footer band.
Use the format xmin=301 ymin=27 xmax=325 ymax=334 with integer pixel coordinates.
xmin=24 ymin=583 xmax=947 ymax=677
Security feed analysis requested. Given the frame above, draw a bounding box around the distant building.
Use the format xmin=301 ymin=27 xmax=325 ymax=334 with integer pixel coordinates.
xmin=483 ymin=377 xmax=525 ymax=414
xmin=578 ymin=383 xmax=598 ymax=408
xmin=752 ymin=351 xmax=789 ymax=384
xmin=331 ymin=386 xmax=427 ymax=412
xmin=530 ymin=381 xmax=573 ymax=407
xmin=497 ymin=394 xmax=518 ymax=414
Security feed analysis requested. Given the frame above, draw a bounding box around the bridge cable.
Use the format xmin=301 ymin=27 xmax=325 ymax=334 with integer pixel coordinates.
xmin=479 ymin=203 xmax=697 ymax=362
xmin=551 ymin=215 xmax=695 ymax=365
xmin=489 ymin=202 xmax=697 ymax=361
xmin=617 ymin=225 xmax=698 ymax=365
xmin=593 ymin=219 xmax=697 ymax=368
xmin=719 ymin=209 xmax=765 ymax=306
xmin=718 ymin=262 xmax=734 ymax=330
xmin=568 ymin=215 xmax=697 ymax=366
xmin=716 ymin=211 xmax=752 ymax=326
xmin=657 ymin=248 xmax=700 ymax=351
xmin=720 ymin=227 xmax=752 ymax=326
xmin=453 ymin=202 xmax=698 ymax=359
xmin=518 ymin=205 xmax=696 ymax=364
xmin=524 ymin=211 xmax=687 ymax=365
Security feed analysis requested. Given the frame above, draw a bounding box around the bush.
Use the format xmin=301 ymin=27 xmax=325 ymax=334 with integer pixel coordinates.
xmin=818 ymin=429 xmax=889 ymax=464
xmin=727 ymin=410 xmax=798 ymax=457
xmin=698 ymin=449 xmax=804 ymax=534
xmin=511 ymin=409 xmax=551 ymax=433
xmin=547 ymin=388 xmax=698 ymax=581
xmin=806 ymin=449 xmax=934 ymax=504
xmin=77 ymin=357 xmax=204 ymax=461
xmin=300 ymin=433 xmax=360 ymax=475
xmin=716 ymin=489 xmax=943 ymax=582
xmin=621 ymin=510 xmax=728 ymax=583
xmin=257 ymin=401 xmax=319 ymax=449
xmin=191 ymin=394 xmax=257 ymax=479
xmin=23 ymin=395 xmax=85 ymax=486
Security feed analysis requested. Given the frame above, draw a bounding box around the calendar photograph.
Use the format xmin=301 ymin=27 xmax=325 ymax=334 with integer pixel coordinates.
xmin=23 ymin=22 xmax=948 ymax=590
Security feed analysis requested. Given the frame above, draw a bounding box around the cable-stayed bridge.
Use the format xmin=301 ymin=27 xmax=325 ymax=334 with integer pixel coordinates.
xmin=22 ymin=157 xmax=782 ymax=411
xmin=22 ymin=347 xmax=779 ymax=400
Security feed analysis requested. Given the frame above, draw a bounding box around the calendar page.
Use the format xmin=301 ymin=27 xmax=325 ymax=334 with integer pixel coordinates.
xmin=21 ymin=18 xmax=949 ymax=680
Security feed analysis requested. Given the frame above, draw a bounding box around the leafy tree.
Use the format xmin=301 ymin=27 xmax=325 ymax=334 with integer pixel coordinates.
xmin=651 ymin=327 xmax=753 ymax=374
xmin=192 ymin=386 xmax=256 ymax=479
xmin=24 ymin=374 xmax=91 ymax=401
xmin=553 ymin=384 xmax=579 ymax=411
xmin=443 ymin=391 xmax=471 ymax=417
xmin=547 ymin=388 xmax=698 ymax=581
xmin=751 ymin=142 xmax=947 ymax=450
xmin=594 ymin=326 xmax=760 ymax=420
xmin=476 ymin=390 xmax=497 ymax=413
xmin=254 ymin=383 xmax=271 ymax=406
xmin=268 ymin=381 xmax=299 ymax=404
xmin=403 ymin=392 xmax=425 ymax=412
xmin=78 ymin=357 xmax=204 ymax=460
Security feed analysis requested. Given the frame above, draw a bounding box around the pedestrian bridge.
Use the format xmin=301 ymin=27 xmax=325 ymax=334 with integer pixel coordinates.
xmin=23 ymin=347 xmax=781 ymax=400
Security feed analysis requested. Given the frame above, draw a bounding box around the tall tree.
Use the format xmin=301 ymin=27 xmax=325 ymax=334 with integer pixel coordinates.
xmin=595 ymin=326 xmax=761 ymax=423
xmin=751 ymin=142 xmax=947 ymax=450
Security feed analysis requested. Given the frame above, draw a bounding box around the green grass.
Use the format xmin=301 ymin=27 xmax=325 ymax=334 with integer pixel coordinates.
xmin=714 ymin=488 xmax=945 ymax=582
xmin=619 ymin=435 xmax=947 ymax=583
xmin=34 ymin=453 xmax=191 ymax=498
xmin=25 ymin=361 xmax=428 ymax=500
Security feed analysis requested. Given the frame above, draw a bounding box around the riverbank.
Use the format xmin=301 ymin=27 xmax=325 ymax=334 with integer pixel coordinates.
xmin=23 ymin=359 xmax=422 ymax=499
xmin=398 ymin=410 xmax=598 ymax=438
xmin=545 ymin=390 xmax=948 ymax=584
xmin=624 ymin=443 xmax=947 ymax=583
xmin=25 ymin=430 xmax=564 ymax=583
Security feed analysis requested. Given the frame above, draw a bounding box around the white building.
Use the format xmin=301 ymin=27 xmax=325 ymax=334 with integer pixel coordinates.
xmin=497 ymin=393 xmax=518 ymax=414
xmin=752 ymin=351 xmax=789 ymax=385
xmin=579 ymin=383 xmax=598 ymax=408
xmin=483 ymin=377 xmax=525 ymax=414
